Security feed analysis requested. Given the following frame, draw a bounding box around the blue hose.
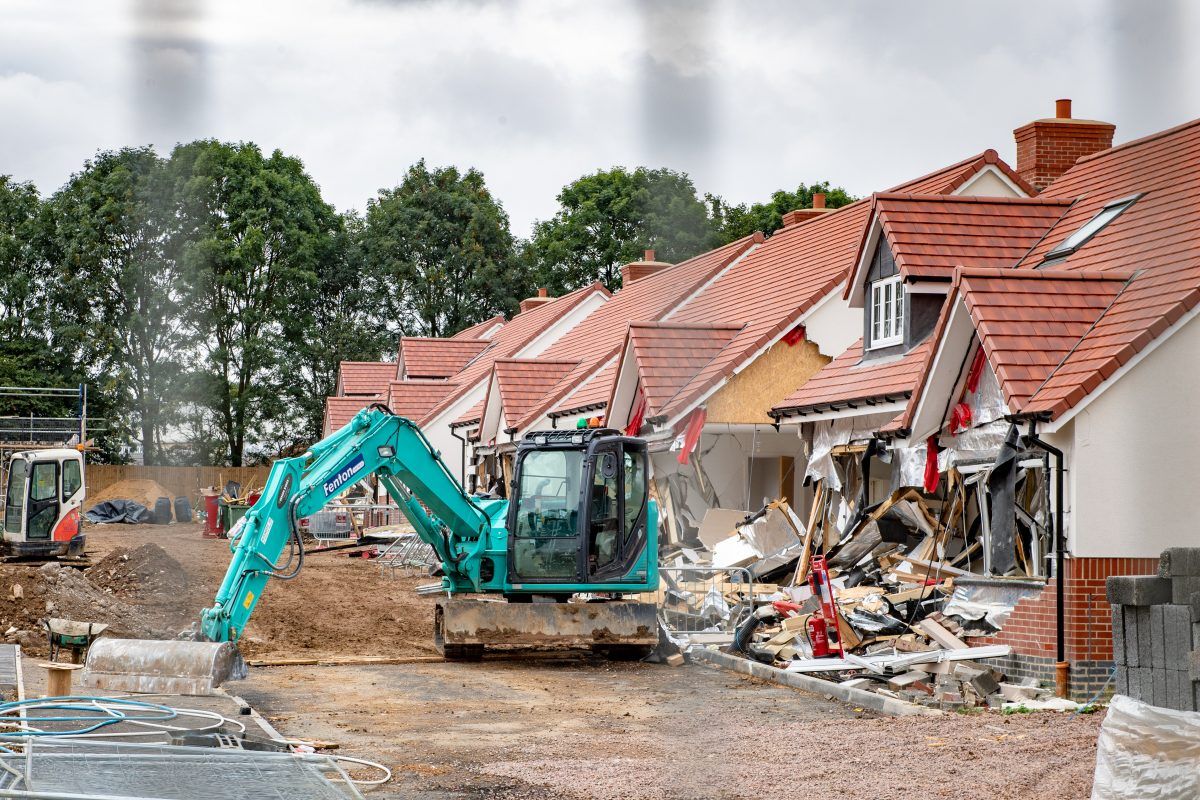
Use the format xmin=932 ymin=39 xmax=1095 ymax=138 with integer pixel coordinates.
xmin=0 ymin=696 xmax=178 ymax=738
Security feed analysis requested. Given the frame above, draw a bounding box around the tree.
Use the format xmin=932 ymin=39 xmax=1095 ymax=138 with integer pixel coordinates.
xmin=172 ymin=140 xmax=339 ymax=466
xmin=361 ymin=161 xmax=525 ymax=338
xmin=279 ymin=211 xmax=392 ymax=444
xmin=524 ymin=166 xmax=712 ymax=293
xmin=707 ymin=181 xmax=857 ymax=244
xmin=45 ymin=148 xmax=185 ymax=465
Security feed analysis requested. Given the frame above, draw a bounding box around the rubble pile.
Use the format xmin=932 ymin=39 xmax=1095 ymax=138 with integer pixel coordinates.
xmin=662 ymin=482 xmax=1051 ymax=710
xmin=87 ymin=544 xmax=190 ymax=596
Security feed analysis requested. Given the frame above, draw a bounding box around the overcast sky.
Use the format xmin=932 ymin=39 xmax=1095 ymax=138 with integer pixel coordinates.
xmin=3 ymin=0 xmax=1199 ymax=236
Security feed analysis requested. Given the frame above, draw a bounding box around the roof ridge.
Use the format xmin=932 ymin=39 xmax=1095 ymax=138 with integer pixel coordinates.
xmin=1075 ymin=116 xmax=1200 ymax=166
xmin=953 ymin=266 xmax=1139 ymax=284
xmin=873 ymin=192 xmax=1073 ymax=206
xmin=401 ymin=336 xmax=489 ymax=343
xmin=629 ymin=321 xmax=745 ymax=332
xmin=888 ymin=150 xmax=992 ymax=192
xmin=495 ymin=357 xmax=581 ymax=366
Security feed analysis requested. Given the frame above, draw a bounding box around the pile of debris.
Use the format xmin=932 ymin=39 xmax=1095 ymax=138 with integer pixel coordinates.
xmin=659 ymin=483 xmax=1050 ymax=709
xmin=87 ymin=543 xmax=190 ymax=597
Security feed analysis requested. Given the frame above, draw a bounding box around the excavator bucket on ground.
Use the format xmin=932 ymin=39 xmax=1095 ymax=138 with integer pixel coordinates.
xmin=81 ymin=638 xmax=247 ymax=695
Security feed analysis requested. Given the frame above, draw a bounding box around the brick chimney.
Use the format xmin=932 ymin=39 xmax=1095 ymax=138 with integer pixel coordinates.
xmin=620 ymin=249 xmax=672 ymax=285
xmin=1014 ymin=99 xmax=1115 ymax=191
xmin=518 ymin=287 xmax=553 ymax=313
xmin=781 ymin=192 xmax=834 ymax=228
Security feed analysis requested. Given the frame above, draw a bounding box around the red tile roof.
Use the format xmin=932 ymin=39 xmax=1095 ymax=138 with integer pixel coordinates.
xmin=450 ymin=399 xmax=484 ymax=429
xmin=871 ymin=194 xmax=1072 ymax=281
xmin=508 ymin=234 xmax=761 ymax=430
xmin=337 ymin=362 xmax=396 ymax=397
xmin=1011 ymin=117 xmax=1200 ymax=417
xmin=772 ymin=339 xmax=933 ymax=417
xmin=386 ymin=380 xmax=459 ymax=420
xmin=416 ymin=282 xmax=610 ymax=426
xmin=489 ymin=359 xmax=579 ymax=432
xmin=655 ymin=150 xmax=1007 ymax=423
xmin=399 ymin=337 xmax=488 ymax=379
xmin=452 ymin=315 xmax=505 ymax=340
xmin=551 ymin=361 xmax=618 ymax=417
xmin=959 ymin=270 xmax=1133 ymax=410
xmin=617 ymin=323 xmax=743 ymax=418
xmin=324 ymin=396 xmax=374 ymax=435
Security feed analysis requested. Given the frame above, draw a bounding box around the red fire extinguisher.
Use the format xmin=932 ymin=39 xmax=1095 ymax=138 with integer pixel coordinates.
xmin=808 ymin=554 xmax=844 ymax=657
xmin=807 ymin=614 xmax=830 ymax=657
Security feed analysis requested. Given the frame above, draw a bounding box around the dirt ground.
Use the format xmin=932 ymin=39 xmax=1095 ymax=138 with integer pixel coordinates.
xmin=19 ymin=521 xmax=1103 ymax=798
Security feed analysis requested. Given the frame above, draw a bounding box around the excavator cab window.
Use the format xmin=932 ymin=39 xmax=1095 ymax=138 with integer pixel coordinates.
xmin=511 ymin=448 xmax=583 ymax=580
xmin=588 ymin=447 xmax=620 ymax=573
xmin=26 ymin=461 xmax=58 ymax=541
xmin=4 ymin=459 xmax=27 ymax=534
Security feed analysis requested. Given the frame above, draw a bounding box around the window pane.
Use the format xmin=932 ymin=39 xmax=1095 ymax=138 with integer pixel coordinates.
xmin=884 ymin=281 xmax=894 ymax=339
xmin=512 ymin=449 xmax=581 ymax=581
xmin=63 ymin=460 xmax=81 ymax=499
xmin=590 ymin=450 xmax=619 ymax=570
xmin=895 ymin=285 xmax=904 ymax=339
xmin=4 ymin=460 xmax=26 ymax=533
xmin=623 ymin=452 xmax=646 ymax=549
xmin=30 ymin=463 xmax=56 ymax=502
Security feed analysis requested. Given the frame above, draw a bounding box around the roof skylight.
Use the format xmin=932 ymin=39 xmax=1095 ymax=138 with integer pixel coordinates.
xmin=1043 ymin=194 xmax=1141 ymax=262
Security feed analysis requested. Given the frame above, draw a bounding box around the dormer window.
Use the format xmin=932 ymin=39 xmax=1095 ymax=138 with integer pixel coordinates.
xmin=1043 ymin=194 xmax=1141 ymax=263
xmin=869 ymin=275 xmax=903 ymax=348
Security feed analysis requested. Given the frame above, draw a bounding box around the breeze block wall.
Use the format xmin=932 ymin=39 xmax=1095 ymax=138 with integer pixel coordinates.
xmin=976 ymin=557 xmax=1157 ymax=701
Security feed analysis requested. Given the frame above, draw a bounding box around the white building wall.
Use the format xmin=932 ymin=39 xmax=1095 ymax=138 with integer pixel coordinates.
xmin=424 ymin=382 xmax=487 ymax=485
xmin=803 ymin=289 xmax=861 ymax=360
xmin=1068 ymin=314 xmax=1200 ymax=557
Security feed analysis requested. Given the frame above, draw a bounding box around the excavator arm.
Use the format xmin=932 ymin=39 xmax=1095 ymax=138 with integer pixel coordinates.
xmin=200 ymin=405 xmax=492 ymax=643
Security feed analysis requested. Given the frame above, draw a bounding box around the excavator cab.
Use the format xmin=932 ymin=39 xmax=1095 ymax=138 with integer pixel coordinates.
xmin=507 ymin=428 xmax=650 ymax=591
xmin=2 ymin=449 xmax=86 ymax=558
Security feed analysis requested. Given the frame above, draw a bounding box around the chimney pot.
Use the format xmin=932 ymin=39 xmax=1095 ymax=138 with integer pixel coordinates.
xmin=644 ymin=249 xmax=655 ymax=262
xmin=812 ymin=193 xmax=826 ymax=210
xmin=1055 ymin=98 xmax=1072 ymax=119
xmin=537 ymin=287 xmax=548 ymax=298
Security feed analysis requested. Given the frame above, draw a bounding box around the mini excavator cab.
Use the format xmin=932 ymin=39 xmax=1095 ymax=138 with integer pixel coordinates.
xmin=506 ymin=428 xmax=650 ymax=593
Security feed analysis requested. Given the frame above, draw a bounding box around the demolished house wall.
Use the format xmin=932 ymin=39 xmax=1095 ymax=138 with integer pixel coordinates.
xmin=705 ymin=338 xmax=830 ymax=425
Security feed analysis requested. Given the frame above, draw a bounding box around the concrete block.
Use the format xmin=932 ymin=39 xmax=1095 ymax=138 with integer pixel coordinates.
xmin=1125 ymin=610 xmax=1141 ymax=667
xmin=1153 ymin=669 xmax=1169 ymax=707
xmin=1137 ymin=607 xmax=1154 ymax=668
xmin=1151 ymin=606 xmax=1167 ymax=669
xmin=1114 ymin=667 xmax=1129 ymax=696
xmin=1173 ymin=576 xmax=1200 ymax=605
xmin=1166 ymin=669 xmax=1183 ymax=710
xmin=1190 ymin=593 xmax=1200 ymax=624
xmin=1190 ymin=649 xmax=1200 ymax=682
xmin=1108 ymin=575 xmax=1172 ymax=606
xmin=1112 ymin=605 xmax=1126 ymax=666
xmin=1193 ymin=621 xmax=1200 ymax=651
xmin=1164 ymin=604 xmax=1193 ymax=667
xmin=1129 ymin=667 xmax=1151 ymax=701
xmin=1178 ymin=671 xmax=1196 ymax=712
xmin=1159 ymin=548 xmax=1200 ymax=578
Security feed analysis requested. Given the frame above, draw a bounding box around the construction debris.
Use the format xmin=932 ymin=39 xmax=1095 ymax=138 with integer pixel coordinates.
xmin=660 ymin=490 xmax=1049 ymax=710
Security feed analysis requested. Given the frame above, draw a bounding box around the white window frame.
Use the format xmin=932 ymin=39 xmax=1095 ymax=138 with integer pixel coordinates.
xmin=868 ymin=274 xmax=904 ymax=349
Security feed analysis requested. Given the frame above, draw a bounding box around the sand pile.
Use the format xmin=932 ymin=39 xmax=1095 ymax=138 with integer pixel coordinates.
xmin=87 ymin=544 xmax=189 ymax=596
xmin=88 ymin=478 xmax=174 ymax=509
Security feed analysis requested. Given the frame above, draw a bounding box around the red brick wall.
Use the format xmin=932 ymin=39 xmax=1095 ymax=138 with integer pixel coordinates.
xmin=978 ymin=557 xmax=1158 ymax=661
xmin=1013 ymin=120 xmax=1115 ymax=190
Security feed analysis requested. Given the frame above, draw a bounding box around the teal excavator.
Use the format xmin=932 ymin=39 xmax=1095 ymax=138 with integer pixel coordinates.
xmin=82 ymin=405 xmax=659 ymax=694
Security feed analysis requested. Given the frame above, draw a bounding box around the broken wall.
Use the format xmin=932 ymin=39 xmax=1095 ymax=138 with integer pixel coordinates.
xmin=706 ymin=339 xmax=829 ymax=424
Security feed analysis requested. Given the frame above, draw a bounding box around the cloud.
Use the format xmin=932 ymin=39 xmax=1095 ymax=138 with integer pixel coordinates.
xmin=1 ymin=0 xmax=1198 ymax=234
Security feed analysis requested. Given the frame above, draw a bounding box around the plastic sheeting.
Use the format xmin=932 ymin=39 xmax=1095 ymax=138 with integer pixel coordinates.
xmin=83 ymin=499 xmax=151 ymax=524
xmin=1092 ymin=694 xmax=1200 ymax=800
xmin=804 ymin=413 xmax=895 ymax=490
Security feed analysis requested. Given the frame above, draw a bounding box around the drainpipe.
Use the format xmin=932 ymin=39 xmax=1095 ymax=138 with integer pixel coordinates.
xmin=1023 ymin=420 xmax=1068 ymax=699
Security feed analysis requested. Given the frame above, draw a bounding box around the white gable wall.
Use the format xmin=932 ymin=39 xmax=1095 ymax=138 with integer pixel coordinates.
xmin=1067 ymin=313 xmax=1200 ymax=557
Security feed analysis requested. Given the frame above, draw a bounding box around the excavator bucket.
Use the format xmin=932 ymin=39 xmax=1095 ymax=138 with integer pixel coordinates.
xmin=81 ymin=638 xmax=247 ymax=695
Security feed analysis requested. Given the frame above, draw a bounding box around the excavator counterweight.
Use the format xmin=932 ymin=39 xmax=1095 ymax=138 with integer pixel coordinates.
xmin=84 ymin=406 xmax=659 ymax=693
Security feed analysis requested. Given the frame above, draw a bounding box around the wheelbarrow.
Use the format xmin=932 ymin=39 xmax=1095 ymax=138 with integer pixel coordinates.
xmin=44 ymin=618 xmax=109 ymax=664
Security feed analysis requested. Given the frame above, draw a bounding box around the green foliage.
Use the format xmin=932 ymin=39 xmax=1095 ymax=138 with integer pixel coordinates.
xmin=707 ymin=181 xmax=856 ymax=244
xmin=524 ymin=167 xmax=712 ymax=293
xmin=45 ymin=147 xmax=185 ymax=465
xmin=171 ymin=140 xmax=341 ymax=466
xmin=361 ymin=160 xmax=526 ymax=338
